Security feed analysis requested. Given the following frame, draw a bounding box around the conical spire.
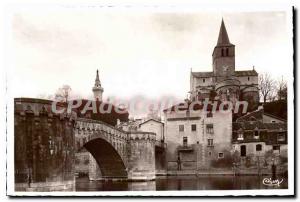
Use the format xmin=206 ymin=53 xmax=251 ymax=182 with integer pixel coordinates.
xmin=94 ymin=69 xmax=101 ymax=87
xmin=217 ymin=19 xmax=231 ymax=45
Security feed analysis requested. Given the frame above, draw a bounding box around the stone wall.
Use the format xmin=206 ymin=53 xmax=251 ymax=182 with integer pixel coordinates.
xmin=14 ymin=98 xmax=76 ymax=191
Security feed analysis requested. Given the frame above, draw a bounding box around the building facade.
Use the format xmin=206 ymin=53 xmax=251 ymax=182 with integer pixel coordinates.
xmin=163 ymin=101 xmax=232 ymax=171
xmin=232 ymin=107 xmax=287 ymax=165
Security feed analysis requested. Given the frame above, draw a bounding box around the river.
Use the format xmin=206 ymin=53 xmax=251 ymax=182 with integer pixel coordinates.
xmin=76 ymin=175 xmax=288 ymax=191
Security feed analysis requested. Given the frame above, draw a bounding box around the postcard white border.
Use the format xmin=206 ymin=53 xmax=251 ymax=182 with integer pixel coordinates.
xmin=4 ymin=3 xmax=294 ymax=196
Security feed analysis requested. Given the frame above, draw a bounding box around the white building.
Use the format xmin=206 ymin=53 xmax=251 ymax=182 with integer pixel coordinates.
xmin=163 ymin=101 xmax=232 ymax=171
xmin=139 ymin=119 xmax=164 ymax=142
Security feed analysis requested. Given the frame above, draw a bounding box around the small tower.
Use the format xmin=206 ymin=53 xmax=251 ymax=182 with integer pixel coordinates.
xmin=92 ymin=69 xmax=104 ymax=101
xmin=212 ymin=19 xmax=235 ymax=81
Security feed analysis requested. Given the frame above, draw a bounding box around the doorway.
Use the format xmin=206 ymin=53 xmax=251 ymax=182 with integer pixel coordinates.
xmin=241 ymin=145 xmax=246 ymax=157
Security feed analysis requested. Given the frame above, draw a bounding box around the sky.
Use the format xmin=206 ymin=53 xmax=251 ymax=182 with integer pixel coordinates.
xmin=8 ymin=7 xmax=292 ymax=109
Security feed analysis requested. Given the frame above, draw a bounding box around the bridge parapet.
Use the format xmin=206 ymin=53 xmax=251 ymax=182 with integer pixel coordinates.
xmin=75 ymin=119 xmax=157 ymax=181
xmin=127 ymin=131 xmax=156 ymax=141
xmin=75 ymin=118 xmax=128 ymax=166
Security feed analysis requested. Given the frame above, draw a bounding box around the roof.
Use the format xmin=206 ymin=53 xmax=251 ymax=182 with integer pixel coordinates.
xmin=263 ymin=112 xmax=287 ymax=122
xmin=74 ymin=99 xmax=129 ymax=126
xmin=191 ymin=70 xmax=258 ymax=78
xmin=236 ymin=109 xmax=263 ymax=122
xmin=233 ymin=121 xmax=287 ymax=131
xmin=234 ymin=70 xmax=258 ymax=77
xmin=236 ymin=108 xmax=286 ymax=123
xmin=191 ymin=71 xmax=213 ymax=78
xmin=139 ymin=119 xmax=164 ymax=126
xmin=163 ymin=100 xmax=228 ymax=112
xmin=216 ymin=19 xmax=232 ymax=46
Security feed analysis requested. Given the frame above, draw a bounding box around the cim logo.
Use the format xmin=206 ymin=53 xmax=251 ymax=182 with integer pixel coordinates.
xmin=262 ymin=178 xmax=284 ymax=187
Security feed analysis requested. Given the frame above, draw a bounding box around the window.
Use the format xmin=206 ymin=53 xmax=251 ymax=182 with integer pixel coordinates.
xmin=208 ymin=151 xmax=212 ymax=156
xmin=256 ymin=144 xmax=262 ymax=151
xmin=179 ymin=125 xmax=184 ymax=132
xmin=203 ymin=78 xmax=205 ymax=83
xmin=271 ymin=120 xmax=276 ymax=123
xmin=278 ymin=134 xmax=285 ymax=141
xmin=206 ymin=124 xmax=214 ymax=134
xmin=221 ymin=49 xmax=224 ymax=56
xmin=273 ymin=145 xmax=280 ymax=151
xmin=191 ymin=124 xmax=197 ymax=131
xmin=238 ymin=133 xmax=244 ymax=140
xmin=183 ymin=137 xmax=188 ymax=147
xmin=247 ymin=77 xmax=250 ymax=81
xmin=207 ymin=112 xmax=213 ymax=118
xmin=207 ymin=139 xmax=213 ymax=146
xmin=218 ymin=153 xmax=224 ymax=158
xmin=254 ymin=130 xmax=259 ymax=139
xmin=226 ymin=48 xmax=229 ymax=56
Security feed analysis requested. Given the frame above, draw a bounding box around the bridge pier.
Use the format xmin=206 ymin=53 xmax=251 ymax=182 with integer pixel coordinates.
xmin=88 ymin=153 xmax=102 ymax=180
xmin=127 ymin=132 xmax=156 ymax=181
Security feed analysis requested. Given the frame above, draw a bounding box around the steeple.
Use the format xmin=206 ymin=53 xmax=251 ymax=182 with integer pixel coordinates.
xmin=212 ymin=19 xmax=235 ymax=81
xmin=92 ymin=69 xmax=104 ymax=101
xmin=216 ymin=19 xmax=232 ymax=46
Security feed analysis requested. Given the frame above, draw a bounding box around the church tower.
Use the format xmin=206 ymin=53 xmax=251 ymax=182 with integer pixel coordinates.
xmin=92 ymin=69 xmax=104 ymax=101
xmin=212 ymin=19 xmax=235 ymax=82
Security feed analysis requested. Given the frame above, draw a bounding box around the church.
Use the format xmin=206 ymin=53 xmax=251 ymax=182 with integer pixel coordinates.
xmin=189 ymin=19 xmax=259 ymax=111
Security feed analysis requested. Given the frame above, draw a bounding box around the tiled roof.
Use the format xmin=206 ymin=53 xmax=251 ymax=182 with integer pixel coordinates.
xmin=191 ymin=70 xmax=258 ymax=78
xmin=139 ymin=119 xmax=164 ymax=126
xmin=236 ymin=110 xmax=263 ymax=122
xmin=191 ymin=71 xmax=213 ymax=78
xmin=233 ymin=121 xmax=287 ymax=131
xmin=163 ymin=100 xmax=227 ymax=112
xmin=234 ymin=70 xmax=258 ymax=77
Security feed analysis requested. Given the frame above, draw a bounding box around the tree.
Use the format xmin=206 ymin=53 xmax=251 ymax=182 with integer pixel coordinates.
xmin=276 ymin=77 xmax=287 ymax=101
xmin=259 ymin=73 xmax=276 ymax=103
xmin=55 ymin=85 xmax=72 ymax=102
xmin=37 ymin=94 xmax=54 ymax=100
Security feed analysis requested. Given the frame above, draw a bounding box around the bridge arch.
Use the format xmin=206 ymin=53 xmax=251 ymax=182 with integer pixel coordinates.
xmin=84 ymin=138 xmax=127 ymax=178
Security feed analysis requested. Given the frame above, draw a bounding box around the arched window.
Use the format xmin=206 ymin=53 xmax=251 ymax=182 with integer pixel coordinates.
xmin=221 ymin=49 xmax=224 ymax=57
xmin=226 ymin=48 xmax=229 ymax=56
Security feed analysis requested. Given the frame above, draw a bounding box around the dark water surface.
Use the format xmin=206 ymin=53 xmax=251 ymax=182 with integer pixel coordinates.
xmin=76 ymin=176 xmax=288 ymax=191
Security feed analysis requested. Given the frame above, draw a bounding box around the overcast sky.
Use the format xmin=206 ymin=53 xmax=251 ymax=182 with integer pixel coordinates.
xmin=9 ymin=8 xmax=291 ymax=104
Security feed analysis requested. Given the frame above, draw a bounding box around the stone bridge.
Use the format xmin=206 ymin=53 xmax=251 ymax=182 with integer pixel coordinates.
xmin=14 ymin=98 xmax=159 ymax=192
xmin=75 ymin=118 xmax=156 ymax=181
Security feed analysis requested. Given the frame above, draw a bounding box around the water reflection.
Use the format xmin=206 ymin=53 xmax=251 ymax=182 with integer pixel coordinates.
xmin=76 ymin=176 xmax=288 ymax=191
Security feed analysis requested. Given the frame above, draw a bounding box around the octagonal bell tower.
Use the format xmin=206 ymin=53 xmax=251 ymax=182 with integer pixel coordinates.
xmin=92 ymin=69 xmax=104 ymax=101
